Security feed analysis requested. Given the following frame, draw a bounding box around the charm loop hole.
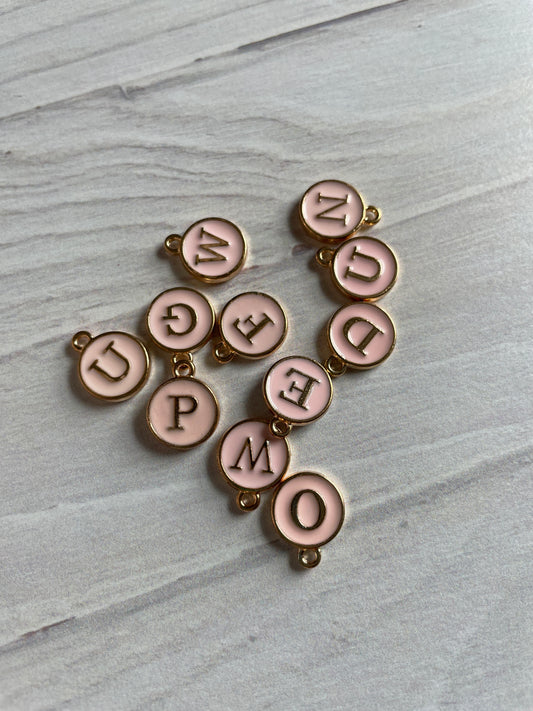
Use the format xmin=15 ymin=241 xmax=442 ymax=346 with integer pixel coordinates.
xmin=269 ymin=418 xmax=292 ymax=438
xmin=71 ymin=330 xmax=92 ymax=351
xmin=298 ymin=548 xmax=321 ymax=568
xmin=363 ymin=205 xmax=381 ymax=227
xmin=172 ymin=353 xmax=195 ymax=378
xmin=237 ymin=491 xmax=260 ymax=511
xmin=324 ymin=355 xmax=347 ymax=377
xmin=164 ymin=234 xmax=182 ymax=254
xmin=315 ymin=247 xmax=334 ymax=267
xmin=213 ymin=341 xmax=234 ymax=363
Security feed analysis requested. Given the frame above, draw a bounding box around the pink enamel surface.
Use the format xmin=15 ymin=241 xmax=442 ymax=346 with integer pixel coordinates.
xmin=332 ymin=236 xmax=397 ymax=300
xmin=219 ymin=419 xmax=289 ymax=491
xmin=219 ymin=292 xmax=286 ymax=358
xmin=272 ymin=473 xmax=344 ymax=548
xmin=328 ymin=302 xmax=395 ymax=368
xmin=263 ymin=356 xmax=332 ymax=424
xmin=147 ymin=377 xmax=218 ymax=448
xmin=181 ymin=218 xmax=245 ymax=281
xmin=147 ymin=288 xmax=214 ymax=352
xmin=79 ymin=332 xmax=148 ymax=400
xmin=300 ymin=180 xmax=364 ymax=241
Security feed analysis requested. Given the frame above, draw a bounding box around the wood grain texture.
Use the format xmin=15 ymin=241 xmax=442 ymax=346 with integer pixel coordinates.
xmin=0 ymin=0 xmax=532 ymax=709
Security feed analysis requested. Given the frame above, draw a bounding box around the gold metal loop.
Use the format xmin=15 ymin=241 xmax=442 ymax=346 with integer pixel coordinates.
xmin=171 ymin=352 xmax=195 ymax=378
xmin=213 ymin=340 xmax=234 ymax=364
xmin=164 ymin=234 xmax=182 ymax=254
xmin=363 ymin=205 xmax=381 ymax=227
xmin=298 ymin=548 xmax=321 ymax=568
xmin=237 ymin=491 xmax=260 ymax=512
xmin=71 ymin=330 xmax=92 ymax=352
xmin=315 ymin=247 xmax=334 ymax=267
xmin=269 ymin=418 xmax=292 ymax=438
xmin=324 ymin=354 xmax=347 ymax=378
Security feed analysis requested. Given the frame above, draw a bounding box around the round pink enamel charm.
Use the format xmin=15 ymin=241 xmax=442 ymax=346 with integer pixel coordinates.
xmin=218 ymin=419 xmax=290 ymax=510
xmin=328 ymin=302 xmax=396 ymax=369
xmin=263 ymin=356 xmax=332 ymax=425
xmin=272 ymin=472 xmax=345 ymax=567
xmin=300 ymin=179 xmax=366 ymax=242
xmin=147 ymin=377 xmax=219 ymax=448
xmin=331 ymin=236 xmax=398 ymax=300
xmin=73 ymin=331 xmax=150 ymax=401
xmin=217 ymin=292 xmax=287 ymax=360
xmin=147 ymin=288 xmax=214 ymax=353
xmin=166 ymin=218 xmax=246 ymax=283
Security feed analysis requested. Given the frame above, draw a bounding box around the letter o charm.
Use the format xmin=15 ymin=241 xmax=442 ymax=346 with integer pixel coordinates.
xmin=272 ymin=472 xmax=345 ymax=567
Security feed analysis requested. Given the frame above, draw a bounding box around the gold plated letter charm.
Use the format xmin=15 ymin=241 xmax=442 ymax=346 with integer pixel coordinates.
xmin=299 ymin=180 xmax=381 ymax=243
xmin=272 ymin=472 xmax=345 ymax=568
xmin=164 ymin=217 xmax=247 ymax=283
xmin=324 ymin=302 xmax=396 ymax=377
xmin=316 ymin=236 xmax=398 ymax=301
xmin=71 ymin=330 xmax=150 ymax=401
xmin=213 ymin=292 xmax=287 ymax=363
xmin=263 ymin=355 xmax=333 ymax=436
xmin=218 ymin=419 xmax=290 ymax=511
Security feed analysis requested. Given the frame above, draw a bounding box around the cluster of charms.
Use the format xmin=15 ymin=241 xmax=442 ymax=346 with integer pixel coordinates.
xmin=71 ymin=179 xmax=398 ymax=568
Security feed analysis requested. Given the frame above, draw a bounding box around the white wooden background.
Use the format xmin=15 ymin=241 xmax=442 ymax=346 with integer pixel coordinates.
xmin=1 ymin=1 xmax=531 ymax=709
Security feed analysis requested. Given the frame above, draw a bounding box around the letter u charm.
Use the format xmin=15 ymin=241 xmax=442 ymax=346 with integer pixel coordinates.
xmin=71 ymin=330 xmax=150 ymax=401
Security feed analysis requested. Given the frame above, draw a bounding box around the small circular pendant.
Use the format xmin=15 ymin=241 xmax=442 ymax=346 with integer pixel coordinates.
xmin=299 ymin=179 xmax=379 ymax=243
xmin=72 ymin=330 xmax=150 ymax=401
xmin=218 ymin=419 xmax=290 ymax=510
xmin=146 ymin=376 xmax=219 ymax=449
xmin=271 ymin=472 xmax=345 ymax=567
xmin=327 ymin=236 xmax=398 ymax=301
xmin=215 ymin=292 xmax=287 ymax=362
xmin=146 ymin=287 xmax=215 ymax=353
xmin=327 ymin=302 xmax=396 ymax=370
xmin=263 ymin=355 xmax=332 ymax=425
xmin=165 ymin=217 xmax=247 ymax=283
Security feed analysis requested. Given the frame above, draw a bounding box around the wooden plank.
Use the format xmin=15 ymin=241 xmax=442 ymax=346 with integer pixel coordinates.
xmin=0 ymin=0 xmax=394 ymax=117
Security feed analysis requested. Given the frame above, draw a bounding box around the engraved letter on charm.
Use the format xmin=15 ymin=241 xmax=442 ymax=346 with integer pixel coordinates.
xmin=232 ymin=313 xmax=274 ymax=343
xmin=163 ymin=304 xmax=197 ymax=336
xmin=290 ymin=489 xmax=326 ymax=530
xmin=343 ymin=317 xmax=384 ymax=355
xmin=168 ymin=395 xmax=198 ymax=430
xmin=316 ymin=193 xmax=349 ymax=225
xmin=194 ymin=228 xmax=229 ymax=263
xmin=231 ymin=437 xmax=274 ymax=474
xmin=279 ymin=368 xmax=319 ymax=410
xmin=344 ymin=246 xmax=381 ymax=282
xmin=88 ymin=341 xmax=130 ymax=382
